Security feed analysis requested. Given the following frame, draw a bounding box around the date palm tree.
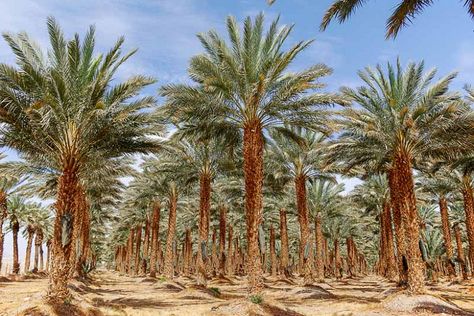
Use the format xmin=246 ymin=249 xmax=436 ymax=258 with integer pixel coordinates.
xmin=308 ymin=179 xmax=345 ymax=281
xmin=123 ymin=171 xmax=165 ymax=278
xmin=0 ymin=18 xmax=161 ymax=300
xmin=22 ymin=202 xmax=45 ymax=273
xmin=267 ymin=128 xmax=332 ymax=284
xmin=330 ymin=59 xmax=474 ymax=294
xmin=320 ymin=0 xmax=474 ymax=38
xmin=351 ymin=174 xmax=398 ymax=281
xmin=140 ymin=155 xmax=194 ymax=279
xmin=6 ymin=196 xmax=28 ymax=274
xmin=157 ymin=137 xmax=229 ymax=286
xmin=0 ymin=159 xmax=23 ymax=273
xmin=418 ymin=166 xmax=458 ymax=278
xmin=32 ymin=207 xmax=52 ymax=272
xmin=161 ymin=14 xmax=347 ymax=295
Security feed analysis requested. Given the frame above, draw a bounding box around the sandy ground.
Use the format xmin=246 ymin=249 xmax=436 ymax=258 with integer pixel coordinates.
xmin=1 ymin=271 xmax=474 ymax=316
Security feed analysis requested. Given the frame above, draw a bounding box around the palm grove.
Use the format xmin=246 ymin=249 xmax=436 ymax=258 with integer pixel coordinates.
xmin=1 ymin=14 xmax=474 ymax=304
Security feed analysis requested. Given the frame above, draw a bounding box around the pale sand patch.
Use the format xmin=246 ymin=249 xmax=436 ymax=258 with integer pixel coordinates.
xmin=0 ymin=271 xmax=473 ymax=315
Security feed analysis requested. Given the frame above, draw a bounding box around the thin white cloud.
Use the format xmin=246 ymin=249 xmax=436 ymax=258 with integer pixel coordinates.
xmin=0 ymin=0 xmax=221 ymax=86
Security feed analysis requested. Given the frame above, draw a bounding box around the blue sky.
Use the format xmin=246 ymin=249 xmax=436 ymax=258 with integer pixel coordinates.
xmin=1 ymin=0 xmax=472 ymax=93
xmin=0 ymin=0 xmax=472 ymax=164
xmin=0 ymin=0 xmax=473 ymax=265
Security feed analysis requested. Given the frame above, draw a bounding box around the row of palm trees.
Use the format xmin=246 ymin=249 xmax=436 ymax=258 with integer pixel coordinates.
xmin=111 ymin=169 xmax=371 ymax=281
xmin=0 ymin=13 xmax=473 ymax=303
xmin=111 ymin=131 xmax=472 ymax=292
xmin=0 ymin=192 xmax=52 ymax=275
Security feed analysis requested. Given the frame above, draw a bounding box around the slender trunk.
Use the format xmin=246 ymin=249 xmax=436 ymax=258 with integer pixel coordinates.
xmin=121 ymin=246 xmax=127 ymax=273
xmin=454 ymin=224 xmax=468 ymax=280
xmin=48 ymin=159 xmax=80 ymax=301
xmin=34 ymin=230 xmax=44 ymax=271
xmin=379 ymin=209 xmax=387 ymax=276
xmin=439 ymin=196 xmax=456 ymax=278
xmin=127 ymin=228 xmax=135 ymax=275
xmin=164 ymin=187 xmax=178 ymax=279
xmin=323 ymin=237 xmax=329 ymax=277
xmin=394 ymin=152 xmax=425 ymax=294
xmin=172 ymin=238 xmax=178 ymax=276
xmin=12 ymin=220 xmax=20 ymax=274
xmin=226 ymin=226 xmax=233 ymax=275
xmin=218 ymin=204 xmax=227 ymax=276
xmin=334 ymin=239 xmax=341 ymax=279
xmin=279 ymin=208 xmax=290 ymax=277
xmin=461 ymin=174 xmax=474 ymax=271
xmin=39 ymin=244 xmax=44 ymax=271
xmin=142 ymin=219 xmax=150 ymax=274
xmin=314 ymin=213 xmax=324 ymax=282
xmin=186 ymin=228 xmax=193 ymax=276
xmin=0 ymin=190 xmax=6 ymax=273
xmin=149 ymin=201 xmax=160 ymax=278
xmin=65 ymin=184 xmax=85 ymax=279
xmin=382 ymin=201 xmax=398 ymax=280
xmin=134 ymin=225 xmax=142 ymax=276
xmin=24 ymin=227 xmax=35 ymax=273
xmin=211 ymin=228 xmax=218 ymax=276
xmin=388 ymin=169 xmax=408 ymax=285
xmin=46 ymin=240 xmax=51 ymax=273
xmin=74 ymin=186 xmax=89 ymax=278
xmin=295 ymin=174 xmax=314 ymax=285
xmin=346 ymin=237 xmax=356 ymax=278
xmin=196 ymin=172 xmax=211 ymax=286
xmin=243 ymin=121 xmax=264 ymax=295
xmin=270 ymin=224 xmax=277 ymax=277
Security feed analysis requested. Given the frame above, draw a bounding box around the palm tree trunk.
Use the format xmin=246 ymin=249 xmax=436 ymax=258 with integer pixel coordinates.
xmin=164 ymin=187 xmax=177 ymax=279
xmin=120 ymin=246 xmax=127 ymax=273
xmin=182 ymin=228 xmax=189 ymax=276
xmin=76 ymin=193 xmax=90 ymax=278
xmin=149 ymin=201 xmax=160 ymax=278
xmin=379 ymin=210 xmax=387 ymax=277
xmin=211 ymin=228 xmax=218 ymax=276
xmin=243 ymin=121 xmax=264 ymax=295
xmin=461 ymin=174 xmax=474 ymax=271
xmin=142 ymin=219 xmax=150 ymax=274
xmin=39 ymin=243 xmax=44 ymax=271
xmin=34 ymin=230 xmax=43 ymax=271
xmin=0 ymin=190 xmax=7 ymax=273
xmin=69 ymin=184 xmax=87 ymax=279
xmin=269 ymin=224 xmax=277 ymax=277
xmin=196 ymin=172 xmax=211 ymax=286
xmin=454 ymin=224 xmax=468 ymax=280
xmin=48 ymin=160 xmax=80 ymax=301
xmin=334 ymin=239 xmax=341 ymax=279
xmin=346 ymin=237 xmax=354 ymax=278
xmin=218 ymin=204 xmax=226 ymax=277
xmin=279 ymin=208 xmax=290 ymax=277
xmin=394 ymin=152 xmax=425 ymax=294
xmin=295 ymin=174 xmax=314 ymax=285
xmin=323 ymin=237 xmax=330 ymax=277
xmin=439 ymin=196 xmax=456 ymax=278
xmin=134 ymin=225 xmax=142 ymax=276
xmin=127 ymin=228 xmax=135 ymax=275
xmin=382 ymin=201 xmax=398 ymax=280
xmin=388 ymin=169 xmax=408 ymax=285
xmin=226 ymin=225 xmax=233 ymax=275
xmin=12 ymin=221 xmax=20 ymax=274
xmin=314 ymin=213 xmax=324 ymax=282
xmin=173 ymin=237 xmax=178 ymax=276
xmin=24 ymin=227 xmax=35 ymax=273
xmin=46 ymin=240 xmax=51 ymax=273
